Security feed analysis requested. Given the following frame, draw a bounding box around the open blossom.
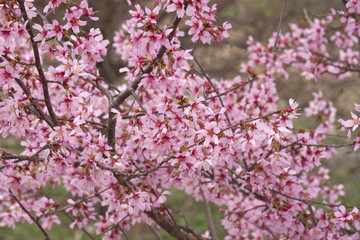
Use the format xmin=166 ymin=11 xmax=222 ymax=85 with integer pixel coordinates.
xmin=33 ymin=23 xmax=49 ymax=43
xmin=64 ymin=17 xmax=87 ymax=34
xmin=343 ymin=112 xmax=359 ymax=131
xmin=166 ymin=0 xmax=185 ymax=18
xmin=194 ymin=157 xmax=217 ymax=171
xmin=346 ymin=0 xmax=360 ymax=14
xmin=339 ymin=110 xmax=360 ymax=138
xmin=41 ymin=215 xmax=61 ymax=230
xmin=334 ymin=205 xmax=353 ymax=221
xmin=288 ymin=98 xmax=299 ymax=114
xmin=44 ymin=0 xmax=68 ymax=13
xmin=197 ymin=121 xmax=221 ymax=147
xmin=47 ymin=20 xmax=64 ymax=41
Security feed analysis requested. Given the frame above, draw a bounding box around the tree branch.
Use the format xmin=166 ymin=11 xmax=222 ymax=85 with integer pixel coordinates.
xmin=45 ymin=186 xmax=112 ymax=216
xmin=146 ymin=209 xmax=192 ymax=240
xmin=193 ymin=56 xmax=234 ymax=133
xmin=272 ymin=0 xmax=287 ymax=52
xmin=204 ymin=76 xmax=256 ymax=101
xmin=201 ymin=190 xmax=218 ymax=240
xmin=9 ymin=189 xmax=51 ymax=240
xmin=17 ymin=0 xmax=58 ymax=126
xmin=15 ymin=74 xmax=54 ymax=128
xmin=107 ymin=0 xmax=190 ymax=151
xmin=0 ymin=143 xmax=57 ymax=170
xmin=149 ymin=225 xmax=165 ymax=240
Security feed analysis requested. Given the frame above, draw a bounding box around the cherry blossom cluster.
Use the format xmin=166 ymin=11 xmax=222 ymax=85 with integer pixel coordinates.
xmin=0 ymin=0 xmax=360 ymax=239
xmin=339 ymin=103 xmax=360 ymax=151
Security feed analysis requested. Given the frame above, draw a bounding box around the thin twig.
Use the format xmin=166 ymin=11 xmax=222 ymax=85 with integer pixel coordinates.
xmin=97 ymin=214 xmax=129 ymax=237
xmin=126 ymin=155 xmax=175 ymax=179
xmin=201 ymin=190 xmax=218 ymax=240
xmin=241 ymin=205 xmax=268 ymax=217
xmin=149 ymin=225 xmax=165 ymax=240
xmin=303 ymin=8 xmax=313 ymax=24
xmin=85 ymin=69 xmax=120 ymax=94
xmin=270 ymin=189 xmax=353 ymax=209
xmin=229 ymin=167 xmax=357 ymax=210
xmin=122 ymin=112 xmax=147 ymax=119
xmin=130 ymin=87 xmax=146 ymax=112
xmin=63 ymin=212 xmax=98 ymax=240
xmin=295 ymin=142 xmax=355 ymax=149
xmin=9 ymin=189 xmax=51 ymax=240
xmin=40 ymin=187 xmax=98 ymax=240
xmin=119 ymin=226 xmax=131 ymax=240
xmin=46 ymin=186 xmax=112 ymax=216
xmin=246 ymin=218 xmax=277 ymax=239
xmin=205 ymin=76 xmax=256 ymax=101
xmin=58 ymin=118 xmax=107 ymax=128
xmin=193 ymin=56 xmax=234 ymax=133
xmin=272 ymin=0 xmax=287 ymax=52
xmin=222 ymin=109 xmax=282 ymax=133
xmin=121 ymin=77 xmax=255 ymax=119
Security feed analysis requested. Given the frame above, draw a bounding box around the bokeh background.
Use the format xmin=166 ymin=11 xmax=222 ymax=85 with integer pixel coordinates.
xmin=1 ymin=0 xmax=359 ymax=239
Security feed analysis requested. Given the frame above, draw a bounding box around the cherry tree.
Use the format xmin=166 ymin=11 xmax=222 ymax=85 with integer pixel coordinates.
xmin=0 ymin=0 xmax=360 ymax=239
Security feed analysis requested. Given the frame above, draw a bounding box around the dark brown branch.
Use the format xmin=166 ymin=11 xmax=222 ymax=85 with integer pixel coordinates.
xmin=9 ymin=189 xmax=51 ymax=240
xmin=15 ymin=75 xmax=54 ymax=128
xmin=1 ymin=54 xmax=35 ymax=66
xmin=107 ymin=0 xmax=190 ymax=151
xmin=90 ymin=80 xmax=113 ymax=102
xmin=58 ymin=118 xmax=107 ymax=129
xmin=98 ymin=162 xmax=194 ymax=239
xmin=0 ymin=143 xmax=57 ymax=170
xmin=17 ymin=0 xmax=58 ymax=126
xmin=146 ymin=210 xmax=191 ymax=240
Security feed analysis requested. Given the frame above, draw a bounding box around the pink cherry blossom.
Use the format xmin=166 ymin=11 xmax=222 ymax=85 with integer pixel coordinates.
xmin=0 ymin=1 xmax=360 ymax=239
xmin=334 ymin=205 xmax=352 ymax=221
